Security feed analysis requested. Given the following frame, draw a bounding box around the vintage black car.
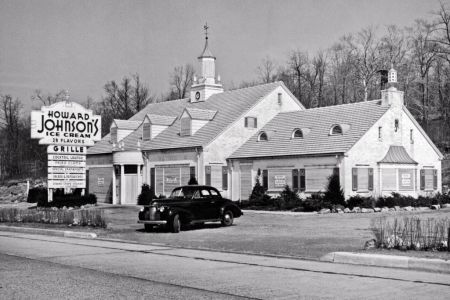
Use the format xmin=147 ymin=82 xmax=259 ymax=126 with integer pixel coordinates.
xmin=138 ymin=185 xmax=243 ymax=233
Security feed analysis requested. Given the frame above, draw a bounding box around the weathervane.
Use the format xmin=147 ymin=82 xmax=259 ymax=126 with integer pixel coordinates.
xmin=203 ymin=22 xmax=209 ymax=39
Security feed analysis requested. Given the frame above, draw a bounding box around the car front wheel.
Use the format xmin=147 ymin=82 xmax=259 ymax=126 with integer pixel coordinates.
xmin=221 ymin=210 xmax=234 ymax=226
xmin=170 ymin=214 xmax=181 ymax=233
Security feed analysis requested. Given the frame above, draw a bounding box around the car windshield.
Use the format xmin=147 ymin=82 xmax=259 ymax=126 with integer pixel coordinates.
xmin=169 ymin=187 xmax=196 ymax=199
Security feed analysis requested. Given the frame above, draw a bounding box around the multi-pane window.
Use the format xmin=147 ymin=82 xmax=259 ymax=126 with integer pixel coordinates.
xmin=245 ymin=117 xmax=257 ymax=128
xmin=143 ymin=123 xmax=151 ymax=141
xmin=180 ymin=118 xmax=191 ymax=136
xmin=110 ymin=127 xmax=117 ymax=143
xmin=330 ymin=125 xmax=343 ymax=135
xmin=420 ymin=169 xmax=437 ymax=191
xmin=352 ymin=168 xmax=374 ymax=191
xmin=292 ymin=129 xmax=303 ymax=139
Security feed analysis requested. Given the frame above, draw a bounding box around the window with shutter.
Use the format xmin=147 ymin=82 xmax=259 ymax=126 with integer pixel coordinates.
xmin=244 ymin=117 xmax=257 ymax=128
xmin=299 ymin=169 xmax=306 ymax=192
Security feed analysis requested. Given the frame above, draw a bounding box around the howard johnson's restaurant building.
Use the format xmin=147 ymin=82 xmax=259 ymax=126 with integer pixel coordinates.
xmin=86 ymin=38 xmax=442 ymax=204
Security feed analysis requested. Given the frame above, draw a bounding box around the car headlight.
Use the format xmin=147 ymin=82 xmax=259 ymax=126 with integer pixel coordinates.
xmin=140 ymin=208 xmax=145 ymax=212
xmin=159 ymin=206 xmax=165 ymax=213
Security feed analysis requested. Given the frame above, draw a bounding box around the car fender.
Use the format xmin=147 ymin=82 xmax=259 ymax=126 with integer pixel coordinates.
xmin=164 ymin=207 xmax=194 ymax=223
xmin=220 ymin=203 xmax=242 ymax=218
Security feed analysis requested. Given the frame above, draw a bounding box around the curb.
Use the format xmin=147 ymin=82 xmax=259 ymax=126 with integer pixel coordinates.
xmin=0 ymin=225 xmax=97 ymax=239
xmin=242 ymin=210 xmax=317 ymax=216
xmin=320 ymin=252 xmax=450 ymax=274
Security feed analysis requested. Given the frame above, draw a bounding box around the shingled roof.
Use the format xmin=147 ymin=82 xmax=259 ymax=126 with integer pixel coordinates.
xmin=146 ymin=114 xmax=177 ymax=126
xmin=88 ymin=81 xmax=298 ymax=154
xmin=229 ymin=100 xmax=390 ymax=159
xmin=113 ymin=120 xmax=141 ymax=130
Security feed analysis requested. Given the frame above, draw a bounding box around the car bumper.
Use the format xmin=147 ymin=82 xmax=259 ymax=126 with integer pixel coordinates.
xmin=138 ymin=220 xmax=167 ymax=225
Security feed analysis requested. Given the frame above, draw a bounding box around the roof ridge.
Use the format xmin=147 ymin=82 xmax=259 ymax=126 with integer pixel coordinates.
xmin=276 ymin=99 xmax=382 ymax=115
xmin=225 ymin=81 xmax=282 ymax=93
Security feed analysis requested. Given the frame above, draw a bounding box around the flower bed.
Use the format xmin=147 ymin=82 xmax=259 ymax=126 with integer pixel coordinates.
xmin=0 ymin=206 xmax=106 ymax=227
xmin=370 ymin=216 xmax=449 ymax=251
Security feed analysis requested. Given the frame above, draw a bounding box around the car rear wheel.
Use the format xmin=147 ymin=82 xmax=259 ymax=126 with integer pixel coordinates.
xmin=170 ymin=214 xmax=181 ymax=233
xmin=221 ymin=210 xmax=234 ymax=226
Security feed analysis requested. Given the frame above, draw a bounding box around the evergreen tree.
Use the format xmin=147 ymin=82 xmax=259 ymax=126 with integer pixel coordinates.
xmin=324 ymin=172 xmax=345 ymax=206
xmin=249 ymin=169 xmax=268 ymax=205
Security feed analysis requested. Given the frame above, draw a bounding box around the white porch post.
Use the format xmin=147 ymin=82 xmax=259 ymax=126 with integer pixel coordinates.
xmin=112 ymin=166 xmax=117 ymax=204
xmin=120 ymin=164 xmax=125 ymax=205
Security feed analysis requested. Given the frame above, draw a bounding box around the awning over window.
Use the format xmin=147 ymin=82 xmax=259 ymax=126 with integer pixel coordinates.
xmin=378 ymin=146 xmax=417 ymax=164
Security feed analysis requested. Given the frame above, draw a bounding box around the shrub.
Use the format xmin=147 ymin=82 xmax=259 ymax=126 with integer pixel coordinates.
xmin=274 ymin=185 xmax=301 ymax=210
xmin=347 ymin=195 xmax=376 ymax=209
xmin=302 ymin=193 xmax=330 ymax=212
xmin=137 ymin=184 xmax=156 ymax=205
xmin=249 ymin=169 xmax=272 ymax=206
xmin=30 ymin=188 xmax=97 ymax=208
xmin=323 ymin=172 xmax=345 ymax=206
xmin=27 ymin=187 xmax=48 ymax=205
xmin=188 ymin=177 xmax=198 ymax=185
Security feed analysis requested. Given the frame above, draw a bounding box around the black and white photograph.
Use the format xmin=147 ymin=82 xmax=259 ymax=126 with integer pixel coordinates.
xmin=1 ymin=0 xmax=450 ymax=298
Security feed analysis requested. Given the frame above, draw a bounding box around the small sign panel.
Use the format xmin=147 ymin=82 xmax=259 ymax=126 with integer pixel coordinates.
xmin=47 ymin=145 xmax=86 ymax=154
xmin=48 ymin=167 xmax=86 ymax=174
xmin=274 ymin=175 xmax=286 ymax=188
xmin=48 ymin=173 xmax=86 ymax=180
xmin=48 ymin=154 xmax=86 ymax=161
xmin=48 ymin=160 xmax=86 ymax=167
xmin=48 ymin=180 xmax=86 ymax=189
xmin=97 ymin=178 xmax=104 ymax=186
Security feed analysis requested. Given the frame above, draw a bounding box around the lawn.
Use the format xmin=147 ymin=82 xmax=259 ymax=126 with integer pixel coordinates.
xmin=97 ymin=205 xmax=450 ymax=260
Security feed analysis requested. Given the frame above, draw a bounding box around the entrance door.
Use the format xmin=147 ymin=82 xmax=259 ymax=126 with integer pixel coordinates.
xmin=122 ymin=165 xmax=138 ymax=205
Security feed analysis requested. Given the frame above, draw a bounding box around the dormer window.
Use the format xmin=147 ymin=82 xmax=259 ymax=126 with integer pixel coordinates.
xmin=245 ymin=117 xmax=257 ymax=128
xmin=180 ymin=117 xmax=191 ymax=136
xmin=142 ymin=123 xmax=151 ymax=141
xmin=258 ymin=132 xmax=268 ymax=141
xmin=330 ymin=125 xmax=343 ymax=135
xmin=110 ymin=127 xmax=117 ymax=144
xmin=292 ymin=129 xmax=303 ymax=139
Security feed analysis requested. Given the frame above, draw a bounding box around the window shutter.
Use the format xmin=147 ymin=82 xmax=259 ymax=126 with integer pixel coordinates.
xmin=262 ymin=169 xmax=268 ymax=191
xmin=433 ymin=169 xmax=438 ymax=190
xmin=150 ymin=168 xmax=155 ymax=188
xmin=352 ymin=168 xmax=358 ymax=191
xmin=222 ymin=166 xmax=228 ymax=190
xmin=292 ymin=169 xmax=299 ymax=191
xmin=205 ymin=166 xmax=211 ymax=186
xmin=368 ymin=168 xmax=374 ymax=191
xmin=299 ymin=169 xmax=306 ymax=192
xmin=255 ymin=118 xmax=257 ymax=128
xmin=333 ymin=167 xmax=340 ymax=185
xmin=420 ymin=169 xmax=425 ymax=190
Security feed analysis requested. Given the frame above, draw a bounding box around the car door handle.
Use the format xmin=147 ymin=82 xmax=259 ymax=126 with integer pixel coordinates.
xmin=210 ymin=201 xmax=215 ymax=204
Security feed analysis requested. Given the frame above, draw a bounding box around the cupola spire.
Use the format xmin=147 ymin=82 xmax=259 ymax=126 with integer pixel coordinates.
xmin=190 ymin=23 xmax=224 ymax=103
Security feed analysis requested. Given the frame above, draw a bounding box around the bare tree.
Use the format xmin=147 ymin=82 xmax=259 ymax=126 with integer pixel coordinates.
xmin=169 ymin=64 xmax=194 ymax=100
xmin=288 ymin=50 xmax=308 ymax=103
xmin=408 ymin=19 xmax=439 ymax=131
xmin=257 ymin=56 xmax=278 ymax=84
xmin=31 ymin=89 xmax=66 ymax=108
xmin=432 ymin=1 xmax=450 ymax=64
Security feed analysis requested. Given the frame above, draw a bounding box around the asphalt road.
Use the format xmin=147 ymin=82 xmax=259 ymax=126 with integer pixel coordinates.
xmin=1 ymin=231 xmax=450 ymax=299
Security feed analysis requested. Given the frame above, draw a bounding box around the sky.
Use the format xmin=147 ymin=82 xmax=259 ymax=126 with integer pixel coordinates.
xmin=0 ymin=0 xmax=443 ymax=112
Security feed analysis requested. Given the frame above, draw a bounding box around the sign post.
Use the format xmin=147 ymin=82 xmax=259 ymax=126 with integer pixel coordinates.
xmin=31 ymin=100 xmax=101 ymax=202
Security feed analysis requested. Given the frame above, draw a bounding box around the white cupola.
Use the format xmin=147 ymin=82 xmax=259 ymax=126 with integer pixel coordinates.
xmin=190 ymin=23 xmax=224 ymax=103
xmin=388 ymin=64 xmax=397 ymax=84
